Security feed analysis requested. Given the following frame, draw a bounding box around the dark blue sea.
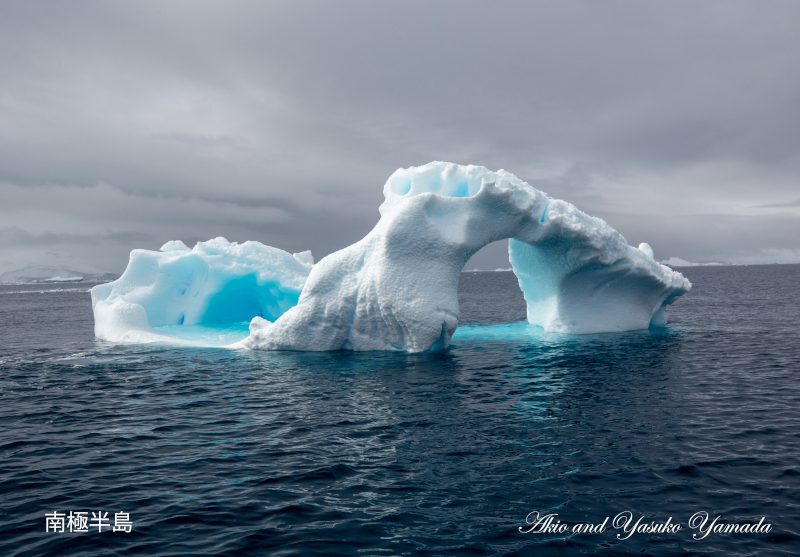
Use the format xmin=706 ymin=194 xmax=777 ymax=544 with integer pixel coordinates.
xmin=2 ymin=265 xmax=799 ymax=556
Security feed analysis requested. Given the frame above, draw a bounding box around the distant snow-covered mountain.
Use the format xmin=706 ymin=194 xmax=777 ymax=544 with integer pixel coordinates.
xmin=0 ymin=265 xmax=118 ymax=284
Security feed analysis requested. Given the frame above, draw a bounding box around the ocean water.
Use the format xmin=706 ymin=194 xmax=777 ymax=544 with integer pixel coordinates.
xmin=1 ymin=266 xmax=799 ymax=556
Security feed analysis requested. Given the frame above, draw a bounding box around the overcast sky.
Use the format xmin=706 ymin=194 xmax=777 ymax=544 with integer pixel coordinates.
xmin=2 ymin=1 xmax=800 ymax=276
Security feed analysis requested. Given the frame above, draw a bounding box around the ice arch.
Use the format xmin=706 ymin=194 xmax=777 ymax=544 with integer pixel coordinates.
xmin=242 ymin=162 xmax=690 ymax=352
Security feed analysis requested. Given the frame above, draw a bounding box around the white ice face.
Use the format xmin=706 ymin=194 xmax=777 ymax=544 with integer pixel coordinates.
xmin=93 ymin=162 xmax=690 ymax=352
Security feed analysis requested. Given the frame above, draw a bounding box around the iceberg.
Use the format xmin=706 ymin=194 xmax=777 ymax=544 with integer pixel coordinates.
xmin=91 ymin=237 xmax=312 ymax=344
xmin=92 ymin=162 xmax=690 ymax=351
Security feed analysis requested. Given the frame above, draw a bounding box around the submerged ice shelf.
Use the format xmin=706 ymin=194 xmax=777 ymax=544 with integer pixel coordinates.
xmin=92 ymin=162 xmax=691 ymax=352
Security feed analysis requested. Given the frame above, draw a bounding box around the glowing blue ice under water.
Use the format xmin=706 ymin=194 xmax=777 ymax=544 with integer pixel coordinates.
xmin=148 ymin=321 xmax=535 ymax=347
xmin=146 ymin=320 xmax=675 ymax=350
xmin=92 ymin=162 xmax=691 ymax=352
xmin=152 ymin=322 xmax=252 ymax=346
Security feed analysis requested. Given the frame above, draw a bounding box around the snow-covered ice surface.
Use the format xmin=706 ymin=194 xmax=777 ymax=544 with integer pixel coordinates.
xmin=92 ymin=162 xmax=690 ymax=351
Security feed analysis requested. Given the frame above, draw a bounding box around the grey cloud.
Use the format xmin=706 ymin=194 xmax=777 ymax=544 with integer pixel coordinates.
xmin=0 ymin=227 xmax=152 ymax=247
xmin=605 ymin=213 xmax=800 ymax=265
xmin=1 ymin=1 xmax=799 ymax=273
xmin=755 ymin=197 xmax=800 ymax=209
